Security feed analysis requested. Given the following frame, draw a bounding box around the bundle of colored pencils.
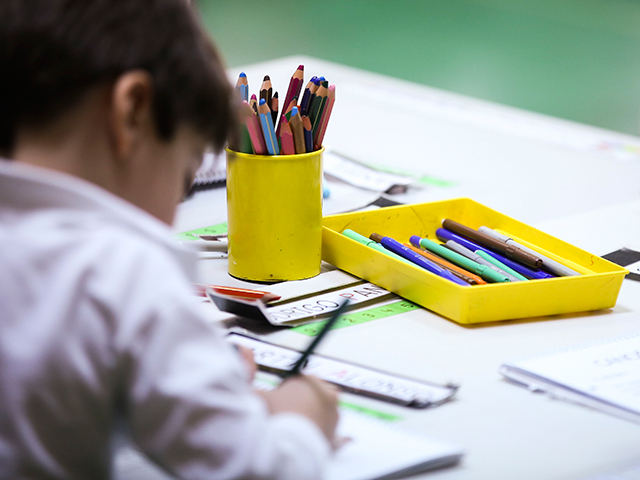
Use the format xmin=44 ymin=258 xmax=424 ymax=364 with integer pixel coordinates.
xmin=232 ymin=65 xmax=335 ymax=155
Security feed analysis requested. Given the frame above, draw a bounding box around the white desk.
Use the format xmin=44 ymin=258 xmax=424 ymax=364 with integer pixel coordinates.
xmin=173 ymin=57 xmax=640 ymax=480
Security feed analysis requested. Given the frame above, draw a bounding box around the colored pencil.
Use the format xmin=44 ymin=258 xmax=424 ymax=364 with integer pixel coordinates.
xmin=249 ymin=93 xmax=258 ymax=113
xmin=289 ymin=106 xmax=306 ymax=154
xmin=302 ymin=115 xmax=313 ymax=153
xmin=308 ymin=80 xmax=328 ymax=133
xmin=258 ymin=98 xmax=278 ymax=155
xmin=299 ymin=76 xmax=317 ymax=116
xmin=240 ymin=101 xmax=267 ymax=155
xmin=279 ymin=118 xmax=296 ymax=155
xmin=315 ymin=84 xmax=335 ymax=147
xmin=285 ymin=98 xmax=297 ymax=115
xmin=271 ymin=91 xmax=279 ymax=126
xmin=259 ymin=75 xmax=273 ymax=110
xmin=235 ymin=72 xmax=248 ymax=102
xmin=277 ymin=64 xmax=304 ymax=136
xmin=302 ymin=77 xmax=321 ymax=116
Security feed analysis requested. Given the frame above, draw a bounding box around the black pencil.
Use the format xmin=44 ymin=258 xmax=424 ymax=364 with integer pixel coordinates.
xmin=283 ymin=299 xmax=350 ymax=378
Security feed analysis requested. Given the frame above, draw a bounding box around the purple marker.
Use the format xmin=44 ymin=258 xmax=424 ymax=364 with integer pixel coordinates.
xmin=370 ymin=233 xmax=469 ymax=287
xmin=435 ymin=229 xmax=554 ymax=280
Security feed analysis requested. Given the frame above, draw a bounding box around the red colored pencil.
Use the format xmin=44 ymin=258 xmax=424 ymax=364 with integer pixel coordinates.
xmin=240 ymin=101 xmax=267 ymax=155
xmin=277 ymin=64 xmax=304 ymax=137
xmin=279 ymin=118 xmax=296 ymax=155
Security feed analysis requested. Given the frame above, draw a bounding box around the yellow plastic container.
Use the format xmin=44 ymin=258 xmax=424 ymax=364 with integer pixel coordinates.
xmin=226 ymin=147 xmax=324 ymax=282
xmin=322 ymin=198 xmax=628 ymax=324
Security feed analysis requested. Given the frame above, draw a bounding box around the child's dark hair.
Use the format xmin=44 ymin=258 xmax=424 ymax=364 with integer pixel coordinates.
xmin=0 ymin=0 xmax=235 ymax=155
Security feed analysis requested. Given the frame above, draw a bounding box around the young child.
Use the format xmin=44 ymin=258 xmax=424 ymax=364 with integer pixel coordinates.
xmin=0 ymin=1 xmax=338 ymax=479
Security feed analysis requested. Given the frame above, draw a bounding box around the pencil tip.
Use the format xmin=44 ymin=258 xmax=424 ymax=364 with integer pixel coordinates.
xmin=251 ymin=93 xmax=257 ymax=99
xmin=298 ymin=64 xmax=304 ymax=70
xmin=239 ymin=72 xmax=246 ymax=77
xmin=259 ymin=98 xmax=266 ymax=105
xmin=318 ymin=76 xmax=326 ymax=82
xmin=292 ymin=106 xmax=299 ymax=116
xmin=263 ymin=75 xmax=270 ymax=81
xmin=273 ymin=91 xmax=279 ymax=98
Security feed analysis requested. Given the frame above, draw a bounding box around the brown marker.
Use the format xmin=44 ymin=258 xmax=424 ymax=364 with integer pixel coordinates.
xmin=442 ymin=219 xmax=543 ymax=268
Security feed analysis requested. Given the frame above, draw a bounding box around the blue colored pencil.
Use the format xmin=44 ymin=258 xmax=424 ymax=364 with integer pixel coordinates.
xmin=258 ymin=98 xmax=278 ymax=155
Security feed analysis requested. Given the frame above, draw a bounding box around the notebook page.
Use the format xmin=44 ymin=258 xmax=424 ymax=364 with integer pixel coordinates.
xmin=505 ymin=333 xmax=640 ymax=415
xmin=327 ymin=410 xmax=462 ymax=480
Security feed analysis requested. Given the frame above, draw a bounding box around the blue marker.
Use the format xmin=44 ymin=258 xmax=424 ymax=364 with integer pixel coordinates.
xmin=436 ymin=229 xmax=554 ymax=280
xmin=370 ymin=233 xmax=469 ymax=287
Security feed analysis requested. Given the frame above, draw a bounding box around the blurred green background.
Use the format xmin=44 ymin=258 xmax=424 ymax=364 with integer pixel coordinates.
xmin=198 ymin=0 xmax=640 ymax=136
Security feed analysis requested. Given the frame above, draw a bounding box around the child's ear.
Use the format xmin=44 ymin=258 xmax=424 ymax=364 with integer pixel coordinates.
xmin=109 ymin=71 xmax=154 ymax=160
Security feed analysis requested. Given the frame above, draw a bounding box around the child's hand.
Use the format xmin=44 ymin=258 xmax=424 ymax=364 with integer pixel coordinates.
xmin=234 ymin=345 xmax=257 ymax=381
xmin=259 ymin=375 xmax=339 ymax=444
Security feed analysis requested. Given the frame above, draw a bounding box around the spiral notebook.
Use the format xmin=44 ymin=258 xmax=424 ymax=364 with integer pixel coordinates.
xmin=500 ymin=332 xmax=640 ymax=424
xmin=186 ymin=152 xmax=226 ymax=196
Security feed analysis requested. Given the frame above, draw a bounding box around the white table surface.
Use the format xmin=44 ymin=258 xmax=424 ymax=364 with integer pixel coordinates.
xmin=171 ymin=57 xmax=640 ymax=480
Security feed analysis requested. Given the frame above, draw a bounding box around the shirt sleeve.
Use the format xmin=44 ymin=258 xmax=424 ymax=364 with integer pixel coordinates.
xmin=103 ymin=241 xmax=331 ymax=480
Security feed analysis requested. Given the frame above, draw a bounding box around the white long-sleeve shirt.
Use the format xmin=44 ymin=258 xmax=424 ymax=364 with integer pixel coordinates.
xmin=0 ymin=160 xmax=329 ymax=480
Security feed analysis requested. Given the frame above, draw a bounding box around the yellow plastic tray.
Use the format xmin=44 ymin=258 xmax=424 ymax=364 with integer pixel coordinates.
xmin=321 ymin=198 xmax=628 ymax=324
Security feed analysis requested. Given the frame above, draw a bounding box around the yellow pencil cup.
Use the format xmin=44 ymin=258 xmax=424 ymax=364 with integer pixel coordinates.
xmin=226 ymin=147 xmax=324 ymax=282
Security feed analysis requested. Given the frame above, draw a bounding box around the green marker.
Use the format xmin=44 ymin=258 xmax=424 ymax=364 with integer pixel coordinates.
xmin=342 ymin=229 xmax=413 ymax=265
xmin=476 ymin=250 xmax=528 ymax=281
xmin=410 ymin=236 xmax=509 ymax=283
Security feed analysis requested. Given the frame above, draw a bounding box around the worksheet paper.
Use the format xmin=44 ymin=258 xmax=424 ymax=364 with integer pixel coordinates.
xmin=500 ymin=333 xmax=640 ymax=424
xmin=114 ymin=408 xmax=463 ymax=480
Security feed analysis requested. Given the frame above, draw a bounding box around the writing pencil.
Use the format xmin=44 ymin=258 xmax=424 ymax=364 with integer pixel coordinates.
xmin=283 ymin=299 xmax=350 ymax=378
